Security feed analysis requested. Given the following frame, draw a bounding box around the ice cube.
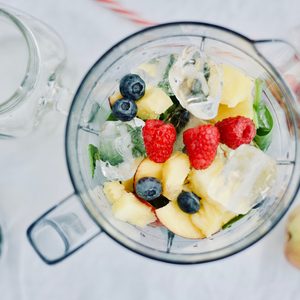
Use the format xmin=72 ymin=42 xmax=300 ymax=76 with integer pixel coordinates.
xmin=134 ymin=56 xmax=172 ymax=88
xmin=100 ymin=158 xmax=143 ymax=182
xmin=98 ymin=119 xmax=145 ymax=181
xmin=169 ymin=46 xmax=223 ymax=120
xmin=207 ymin=145 xmax=277 ymax=214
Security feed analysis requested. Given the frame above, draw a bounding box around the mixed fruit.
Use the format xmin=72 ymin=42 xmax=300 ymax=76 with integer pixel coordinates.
xmin=88 ymin=48 xmax=277 ymax=239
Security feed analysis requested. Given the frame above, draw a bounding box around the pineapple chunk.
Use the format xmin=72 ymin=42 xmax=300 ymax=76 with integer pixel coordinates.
xmin=134 ymin=158 xmax=163 ymax=185
xmin=188 ymin=153 xmax=225 ymax=199
xmin=136 ymin=87 xmax=173 ymax=120
xmin=112 ymin=193 xmax=156 ymax=227
xmin=108 ymin=89 xmax=122 ymax=106
xmin=162 ymin=152 xmax=190 ymax=201
xmin=212 ymin=98 xmax=254 ymax=123
xmin=191 ymin=199 xmax=235 ymax=237
xmin=137 ymin=63 xmax=158 ymax=78
xmin=103 ymin=181 xmax=126 ymax=204
xmin=103 ymin=180 xmax=156 ymax=227
xmin=221 ymin=64 xmax=254 ymax=108
xmin=156 ymin=202 xmax=205 ymax=239
xmin=182 ymin=184 xmax=192 ymax=192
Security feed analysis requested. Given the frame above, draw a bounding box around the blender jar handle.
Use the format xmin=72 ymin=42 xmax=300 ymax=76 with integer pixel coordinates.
xmin=253 ymin=37 xmax=300 ymax=113
xmin=27 ymin=194 xmax=102 ymax=264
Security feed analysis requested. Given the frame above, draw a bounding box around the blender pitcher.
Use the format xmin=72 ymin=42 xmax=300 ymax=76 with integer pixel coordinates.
xmin=27 ymin=22 xmax=300 ymax=265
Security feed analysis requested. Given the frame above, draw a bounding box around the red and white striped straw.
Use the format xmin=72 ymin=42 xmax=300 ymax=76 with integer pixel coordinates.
xmin=95 ymin=0 xmax=157 ymax=26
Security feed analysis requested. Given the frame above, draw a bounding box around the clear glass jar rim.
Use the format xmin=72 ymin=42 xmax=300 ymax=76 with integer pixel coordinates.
xmin=0 ymin=7 xmax=39 ymax=114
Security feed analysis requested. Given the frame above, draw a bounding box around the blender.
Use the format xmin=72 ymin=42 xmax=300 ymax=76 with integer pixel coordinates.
xmin=25 ymin=22 xmax=300 ymax=264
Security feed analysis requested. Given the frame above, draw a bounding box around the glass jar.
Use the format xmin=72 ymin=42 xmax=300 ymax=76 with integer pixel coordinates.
xmin=0 ymin=5 xmax=66 ymax=138
xmin=0 ymin=5 xmax=68 ymax=261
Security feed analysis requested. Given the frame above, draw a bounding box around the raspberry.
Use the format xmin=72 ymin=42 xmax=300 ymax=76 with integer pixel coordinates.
xmin=183 ymin=124 xmax=220 ymax=170
xmin=142 ymin=120 xmax=176 ymax=163
xmin=216 ymin=116 xmax=256 ymax=149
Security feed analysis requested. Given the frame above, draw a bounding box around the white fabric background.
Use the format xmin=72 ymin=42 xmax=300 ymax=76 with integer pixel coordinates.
xmin=0 ymin=0 xmax=300 ymax=299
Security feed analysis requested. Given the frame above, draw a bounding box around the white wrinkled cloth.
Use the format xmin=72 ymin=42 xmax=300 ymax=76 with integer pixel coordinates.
xmin=0 ymin=0 xmax=300 ymax=299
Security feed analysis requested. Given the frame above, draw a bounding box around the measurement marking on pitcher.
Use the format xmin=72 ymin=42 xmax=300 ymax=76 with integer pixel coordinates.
xmin=200 ymin=36 xmax=206 ymax=53
xmin=276 ymin=160 xmax=295 ymax=165
xmin=79 ymin=125 xmax=99 ymax=136
xmin=166 ymin=231 xmax=175 ymax=253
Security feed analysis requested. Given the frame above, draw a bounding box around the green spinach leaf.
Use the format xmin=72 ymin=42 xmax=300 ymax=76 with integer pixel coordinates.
xmin=222 ymin=214 xmax=245 ymax=229
xmin=106 ymin=112 xmax=118 ymax=121
xmin=98 ymin=142 xmax=124 ymax=167
xmin=160 ymin=104 xmax=190 ymax=133
xmin=253 ymin=79 xmax=274 ymax=151
xmin=126 ymin=124 xmax=146 ymax=158
xmin=88 ymin=144 xmax=101 ymax=178
xmin=158 ymin=54 xmax=176 ymax=95
xmin=159 ymin=104 xmax=177 ymax=121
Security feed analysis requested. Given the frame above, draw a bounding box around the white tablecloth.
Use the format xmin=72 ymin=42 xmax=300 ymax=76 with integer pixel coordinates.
xmin=0 ymin=0 xmax=300 ymax=299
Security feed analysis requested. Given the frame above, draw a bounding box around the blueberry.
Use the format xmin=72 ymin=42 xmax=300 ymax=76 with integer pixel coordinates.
xmin=120 ymin=74 xmax=145 ymax=101
xmin=112 ymin=98 xmax=137 ymax=121
xmin=177 ymin=191 xmax=200 ymax=214
xmin=136 ymin=177 xmax=162 ymax=201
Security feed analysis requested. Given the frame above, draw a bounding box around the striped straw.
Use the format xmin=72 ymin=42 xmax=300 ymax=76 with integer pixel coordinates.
xmin=95 ymin=0 xmax=157 ymax=26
